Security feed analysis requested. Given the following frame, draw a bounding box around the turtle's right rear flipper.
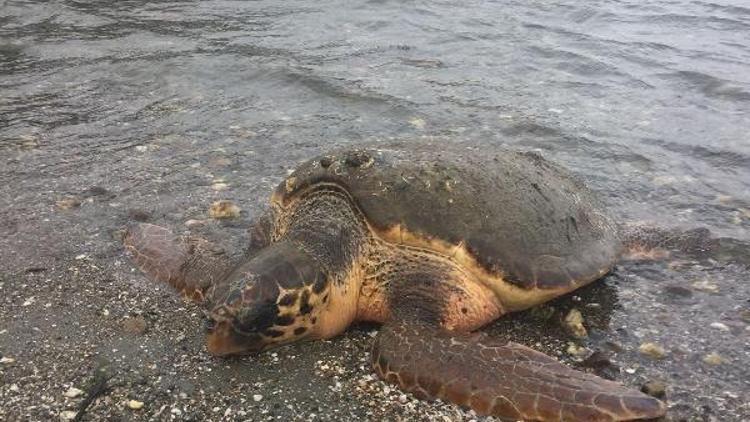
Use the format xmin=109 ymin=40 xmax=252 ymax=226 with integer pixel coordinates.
xmin=124 ymin=223 xmax=233 ymax=303
xmin=373 ymin=319 xmax=665 ymax=421
xmin=620 ymin=223 xmax=749 ymax=265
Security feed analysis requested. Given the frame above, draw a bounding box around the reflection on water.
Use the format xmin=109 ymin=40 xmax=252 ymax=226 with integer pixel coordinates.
xmin=1 ymin=0 xmax=749 ymax=419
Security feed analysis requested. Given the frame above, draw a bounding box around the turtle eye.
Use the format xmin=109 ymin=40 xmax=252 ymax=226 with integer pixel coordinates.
xmin=203 ymin=315 xmax=217 ymax=332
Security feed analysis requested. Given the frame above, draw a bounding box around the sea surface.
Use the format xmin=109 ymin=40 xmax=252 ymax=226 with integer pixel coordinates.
xmin=1 ymin=1 xmax=749 ymax=420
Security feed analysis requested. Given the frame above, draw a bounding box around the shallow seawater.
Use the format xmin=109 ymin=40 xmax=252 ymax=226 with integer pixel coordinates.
xmin=1 ymin=0 xmax=749 ymax=421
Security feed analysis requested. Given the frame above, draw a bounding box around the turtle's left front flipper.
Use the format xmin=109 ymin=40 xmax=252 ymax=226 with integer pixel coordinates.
xmin=124 ymin=223 xmax=234 ymax=303
xmin=372 ymin=319 xmax=665 ymax=421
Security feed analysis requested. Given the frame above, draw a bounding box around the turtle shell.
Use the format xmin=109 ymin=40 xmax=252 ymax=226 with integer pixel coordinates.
xmin=272 ymin=141 xmax=621 ymax=292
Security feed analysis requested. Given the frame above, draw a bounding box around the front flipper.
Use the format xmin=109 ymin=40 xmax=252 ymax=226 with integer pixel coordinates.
xmin=123 ymin=223 xmax=233 ymax=302
xmin=372 ymin=319 xmax=665 ymax=421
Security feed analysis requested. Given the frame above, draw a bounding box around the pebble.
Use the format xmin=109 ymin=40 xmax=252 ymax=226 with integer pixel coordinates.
xmin=211 ymin=182 xmax=229 ymax=191
xmin=9 ymin=384 xmax=19 ymax=392
xmin=408 ymin=117 xmax=426 ymax=129
xmin=127 ymin=209 xmax=151 ymax=222
xmin=639 ymin=342 xmax=667 ymax=359
xmin=253 ymin=394 xmax=263 ymax=402
xmin=0 ymin=356 xmax=15 ymax=364
xmin=209 ymin=156 xmax=233 ymax=167
xmin=641 ymin=380 xmax=667 ymax=399
xmin=171 ymin=408 xmax=182 ymax=416
xmin=566 ymin=342 xmax=588 ymax=357
xmin=529 ymin=305 xmax=555 ymax=321
xmin=64 ymin=387 xmax=84 ymax=398
xmin=208 ymin=200 xmax=241 ymax=219
xmin=709 ymin=322 xmax=730 ymax=332
xmin=691 ymin=280 xmax=719 ymax=293
xmin=128 ymin=400 xmax=144 ymax=410
xmin=563 ymin=308 xmax=588 ymax=338
xmin=122 ymin=316 xmax=148 ymax=335
xmin=703 ymin=352 xmax=724 ymax=365
xmin=59 ymin=411 xmax=77 ymax=421
xmin=56 ymin=198 xmax=81 ymax=210
xmin=663 ymin=285 xmax=693 ymax=298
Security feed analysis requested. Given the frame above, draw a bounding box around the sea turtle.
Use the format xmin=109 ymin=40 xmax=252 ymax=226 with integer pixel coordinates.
xmin=124 ymin=142 xmax=671 ymax=421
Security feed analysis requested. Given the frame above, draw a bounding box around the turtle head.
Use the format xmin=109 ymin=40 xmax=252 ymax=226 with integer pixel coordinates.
xmin=204 ymin=241 xmax=331 ymax=356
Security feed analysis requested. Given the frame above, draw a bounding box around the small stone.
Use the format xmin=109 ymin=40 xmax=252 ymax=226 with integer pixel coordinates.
xmin=253 ymin=394 xmax=263 ymax=402
xmin=128 ymin=400 xmax=144 ymax=410
xmin=84 ymin=186 xmax=112 ymax=198
xmin=398 ymin=394 xmax=408 ymax=404
xmin=135 ymin=145 xmax=148 ymax=152
xmin=64 ymin=387 xmax=84 ymax=398
xmin=641 ymin=381 xmax=667 ymax=399
xmin=691 ymin=280 xmax=719 ymax=293
xmin=663 ymin=285 xmax=693 ymax=298
xmin=122 ymin=316 xmax=147 ymax=335
xmin=703 ymin=352 xmax=724 ymax=365
xmin=580 ymin=350 xmax=619 ymax=379
xmin=184 ymin=219 xmax=206 ymax=227
xmin=0 ymin=356 xmax=15 ymax=364
xmin=208 ymin=157 xmax=232 ymax=167
xmin=709 ymin=322 xmax=730 ymax=332
xmin=56 ymin=198 xmax=81 ymax=210
xmin=19 ymin=134 xmax=39 ymax=148
xmin=530 ymin=305 xmax=556 ymax=321
xmin=9 ymin=384 xmax=19 ymax=392
xmin=639 ymin=342 xmax=667 ymax=359
xmin=717 ymin=195 xmax=733 ymax=205
xmin=344 ymin=151 xmax=373 ymax=168
xmin=60 ymin=411 xmax=77 ymax=421
xmin=211 ymin=182 xmax=229 ymax=191
xmin=208 ymin=200 xmax=241 ymax=219
xmin=566 ymin=343 xmax=588 ymax=357
xmin=127 ymin=209 xmax=151 ymax=222
xmin=285 ymin=177 xmax=297 ymax=193
xmin=563 ymin=308 xmax=588 ymax=338
xmin=579 ymin=350 xmax=614 ymax=370
xmin=408 ymin=117 xmax=426 ymax=129
xmin=171 ymin=408 xmax=182 ymax=416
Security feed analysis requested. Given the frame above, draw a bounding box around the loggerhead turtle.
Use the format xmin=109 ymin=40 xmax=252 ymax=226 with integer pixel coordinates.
xmin=124 ymin=142 xmax=671 ymax=421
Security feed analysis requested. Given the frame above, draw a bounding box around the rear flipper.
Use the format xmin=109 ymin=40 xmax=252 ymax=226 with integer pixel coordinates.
xmin=373 ymin=319 xmax=665 ymax=421
xmin=123 ymin=223 xmax=233 ymax=302
xmin=621 ymin=224 xmax=716 ymax=260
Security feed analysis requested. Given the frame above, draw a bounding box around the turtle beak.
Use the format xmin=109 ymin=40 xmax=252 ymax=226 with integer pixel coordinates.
xmin=205 ymin=321 xmax=264 ymax=356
